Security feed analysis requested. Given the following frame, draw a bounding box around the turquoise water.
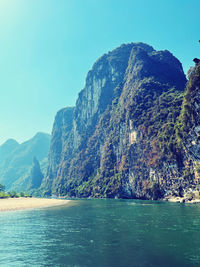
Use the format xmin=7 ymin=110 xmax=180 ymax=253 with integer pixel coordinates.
xmin=0 ymin=199 xmax=200 ymax=267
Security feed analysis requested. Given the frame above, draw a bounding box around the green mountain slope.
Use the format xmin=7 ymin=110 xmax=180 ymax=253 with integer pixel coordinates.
xmin=0 ymin=132 xmax=50 ymax=192
xmin=44 ymin=43 xmax=200 ymax=199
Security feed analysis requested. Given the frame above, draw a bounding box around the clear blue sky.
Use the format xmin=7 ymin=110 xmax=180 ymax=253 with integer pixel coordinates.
xmin=0 ymin=0 xmax=199 ymax=144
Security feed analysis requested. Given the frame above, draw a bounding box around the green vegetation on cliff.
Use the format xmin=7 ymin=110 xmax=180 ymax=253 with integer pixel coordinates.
xmin=44 ymin=43 xmax=195 ymax=200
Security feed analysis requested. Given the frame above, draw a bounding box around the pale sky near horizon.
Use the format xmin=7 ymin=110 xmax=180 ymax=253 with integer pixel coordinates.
xmin=0 ymin=0 xmax=199 ymax=145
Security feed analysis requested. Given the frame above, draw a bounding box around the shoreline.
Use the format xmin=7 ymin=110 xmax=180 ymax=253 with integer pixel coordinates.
xmin=1 ymin=197 xmax=199 ymax=212
xmin=163 ymin=196 xmax=200 ymax=204
xmin=0 ymin=197 xmax=72 ymax=212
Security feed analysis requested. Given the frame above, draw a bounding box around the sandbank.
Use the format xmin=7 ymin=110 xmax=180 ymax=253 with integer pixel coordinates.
xmin=0 ymin=197 xmax=71 ymax=212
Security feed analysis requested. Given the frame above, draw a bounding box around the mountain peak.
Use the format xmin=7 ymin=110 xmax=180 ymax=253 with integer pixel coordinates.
xmin=3 ymin=138 xmax=19 ymax=146
xmin=43 ymin=42 xmax=188 ymax=199
xmin=34 ymin=132 xmax=51 ymax=139
xmin=0 ymin=139 xmax=19 ymax=159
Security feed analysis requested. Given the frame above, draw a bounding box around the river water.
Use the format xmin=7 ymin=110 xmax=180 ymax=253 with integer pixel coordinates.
xmin=0 ymin=199 xmax=200 ymax=266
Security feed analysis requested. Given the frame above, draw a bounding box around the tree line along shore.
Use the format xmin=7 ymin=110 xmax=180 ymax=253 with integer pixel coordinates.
xmin=0 ymin=183 xmax=31 ymax=199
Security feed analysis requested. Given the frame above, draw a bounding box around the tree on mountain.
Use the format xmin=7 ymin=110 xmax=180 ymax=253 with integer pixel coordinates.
xmin=193 ymin=58 xmax=200 ymax=64
xmin=193 ymin=41 xmax=200 ymax=64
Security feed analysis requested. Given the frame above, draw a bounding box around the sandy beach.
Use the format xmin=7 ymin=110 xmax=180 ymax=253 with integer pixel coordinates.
xmin=0 ymin=197 xmax=72 ymax=212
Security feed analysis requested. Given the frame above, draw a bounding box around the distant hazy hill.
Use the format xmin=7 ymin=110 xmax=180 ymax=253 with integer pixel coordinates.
xmin=0 ymin=132 xmax=50 ymax=192
xmin=0 ymin=139 xmax=19 ymax=159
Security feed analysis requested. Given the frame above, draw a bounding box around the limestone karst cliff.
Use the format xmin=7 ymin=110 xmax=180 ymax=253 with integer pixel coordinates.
xmin=26 ymin=157 xmax=44 ymax=191
xmin=41 ymin=107 xmax=74 ymax=194
xmin=42 ymin=42 xmax=200 ymax=199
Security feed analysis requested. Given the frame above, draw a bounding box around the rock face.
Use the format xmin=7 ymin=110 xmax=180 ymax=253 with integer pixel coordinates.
xmin=0 ymin=132 xmax=51 ymax=192
xmin=174 ymin=62 xmax=200 ymax=199
xmin=43 ymin=42 xmax=196 ymax=199
xmin=27 ymin=157 xmax=44 ymax=190
xmin=41 ymin=107 xmax=74 ymax=194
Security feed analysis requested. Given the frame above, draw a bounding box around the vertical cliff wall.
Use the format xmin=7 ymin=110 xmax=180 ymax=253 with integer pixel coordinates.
xmin=41 ymin=107 xmax=74 ymax=194
xmin=43 ymin=42 xmax=191 ymax=199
